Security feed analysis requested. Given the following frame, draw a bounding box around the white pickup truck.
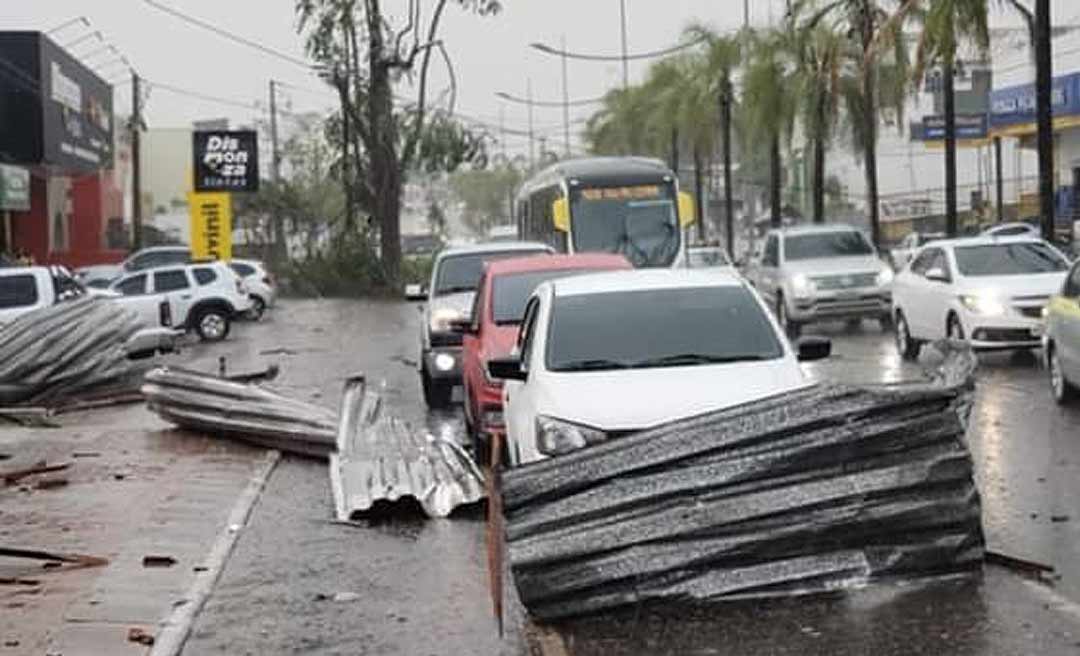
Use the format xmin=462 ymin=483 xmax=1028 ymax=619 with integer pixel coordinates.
xmin=0 ymin=266 xmax=180 ymax=358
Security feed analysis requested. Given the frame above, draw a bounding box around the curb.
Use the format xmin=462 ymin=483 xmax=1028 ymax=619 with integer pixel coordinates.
xmin=149 ymin=449 xmax=281 ymax=656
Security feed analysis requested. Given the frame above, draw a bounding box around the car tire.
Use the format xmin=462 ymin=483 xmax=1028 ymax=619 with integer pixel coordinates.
xmin=193 ymin=307 xmax=231 ymax=342
xmin=895 ymin=311 xmax=922 ymax=362
xmin=1049 ymin=343 xmax=1080 ymax=405
xmin=947 ymin=313 xmax=965 ymax=341
xmin=777 ymin=294 xmax=801 ymax=339
xmin=421 ymin=367 xmax=453 ymax=408
xmin=247 ymin=296 xmax=266 ymax=321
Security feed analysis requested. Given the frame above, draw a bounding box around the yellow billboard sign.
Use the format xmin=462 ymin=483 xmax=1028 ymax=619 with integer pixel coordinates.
xmin=188 ymin=192 xmax=232 ymax=261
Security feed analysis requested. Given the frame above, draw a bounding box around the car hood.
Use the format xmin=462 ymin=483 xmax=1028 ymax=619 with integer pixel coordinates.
xmin=783 ymin=256 xmax=883 ymax=276
xmin=955 ymin=272 xmax=1067 ymax=299
xmin=536 ymin=359 xmax=811 ymax=433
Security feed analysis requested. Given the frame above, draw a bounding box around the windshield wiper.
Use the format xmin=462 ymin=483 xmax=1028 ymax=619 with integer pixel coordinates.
xmin=555 ymin=358 xmax=632 ymax=372
xmin=435 ymin=285 xmax=475 ymax=295
xmin=633 ymin=353 xmax=771 ymax=368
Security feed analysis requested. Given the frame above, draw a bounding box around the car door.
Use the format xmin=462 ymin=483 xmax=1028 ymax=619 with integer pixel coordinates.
xmin=1055 ymin=261 xmax=1080 ymax=382
xmin=151 ymin=268 xmax=195 ymax=326
xmin=893 ymin=246 xmax=926 ymax=332
xmin=918 ymin=248 xmax=955 ymax=339
xmin=903 ymin=247 xmax=944 ymax=338
xmin=111 ymin=273 xmax=160 ymax=327
xmin=503 ymin=296 xmax=542 ymax=465
xmin=462 ymin=276 xmax=487 ymax=425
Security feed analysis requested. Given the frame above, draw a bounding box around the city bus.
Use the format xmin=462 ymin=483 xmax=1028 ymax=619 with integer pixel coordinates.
xmin=514 ymin=157 xmax=695 ymax=268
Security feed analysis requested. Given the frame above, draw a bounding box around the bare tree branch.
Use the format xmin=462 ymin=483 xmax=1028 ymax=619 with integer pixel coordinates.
xmin=402 ymin=0 xmax=450 ymax=169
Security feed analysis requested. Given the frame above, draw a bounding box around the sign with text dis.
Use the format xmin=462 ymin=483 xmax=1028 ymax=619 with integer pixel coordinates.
xmin=188 ymin=192 xmax=233 ymax=261
xmin=192 ymin=130 xmax=259 ymax=192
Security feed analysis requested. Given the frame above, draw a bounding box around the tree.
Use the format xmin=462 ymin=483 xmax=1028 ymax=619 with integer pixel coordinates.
xmin=801 ymin=0 xmax=909 ymax=248
xmin=448 ymin=165 xmax=522 ymax=236
xmin=296 ymin=0 xmax=499 ymax=285
xmin=906 ymin=0 xmax=990 ymax=237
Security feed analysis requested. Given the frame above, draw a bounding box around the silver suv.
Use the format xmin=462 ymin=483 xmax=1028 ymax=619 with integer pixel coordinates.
xmin=749 ymin=225 xmax=894 ymax=336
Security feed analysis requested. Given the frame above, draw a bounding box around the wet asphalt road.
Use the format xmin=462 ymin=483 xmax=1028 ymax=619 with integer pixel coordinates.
xmin=176 ymin=299 xmax=1080 ymax=655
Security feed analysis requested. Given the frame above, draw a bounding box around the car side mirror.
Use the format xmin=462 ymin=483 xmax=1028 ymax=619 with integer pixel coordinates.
xmin=925 ymin=268 xmax=949 ymax=283
xmin=449 ymin=318 xmax=476 ymax=335
xmin=488 ymin=355 xmax=527 ymax=381
xmin=404 ymin=283 xmax=426 ymax=301
xmin=796 ymin=336 xmax=831 ymax=362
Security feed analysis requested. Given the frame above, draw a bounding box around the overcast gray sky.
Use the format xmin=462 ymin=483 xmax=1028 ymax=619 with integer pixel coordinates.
xmin=7 ymin=1 xmax=1067 ymax=158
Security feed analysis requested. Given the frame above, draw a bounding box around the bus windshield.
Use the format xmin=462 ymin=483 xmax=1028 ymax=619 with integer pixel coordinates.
xmin=570 ymin=184 xmax=680 ymax=268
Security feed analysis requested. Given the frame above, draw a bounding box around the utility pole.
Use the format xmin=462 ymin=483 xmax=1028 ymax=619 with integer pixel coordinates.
xmin=561 ymin=35 xmax=570 ymax=158
xmin=744 ymin=0 xmax=749 ymax=28
xmin=994 ymin=136 xmax=1003 ymax=224
xmin=527 ymin=78 xmax=535 ymax=170
xmin=618 ymin=0 xmax=629 ymax=89
xmin=269 ymin=80 xmax=284 ymax=261
xmin=721 ymin=78 xmax=735 ymax=259
xmin=130 ymin=71 xmax=143 ymax=251
xmin=944 ymin=56 xmax=958 ymax=237
xmin=1035 ymin=0 xmax=1055 ymax=242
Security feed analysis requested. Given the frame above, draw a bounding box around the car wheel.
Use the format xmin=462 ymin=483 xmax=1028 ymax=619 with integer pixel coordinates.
xmin=194 ymin=308 xmax=231 ymax=342
xmin=1049 ymin=344 xmax=1079 ymax=405
xmin=947 ymin=313 xmax=965 ymax=341
xmin=421 ymin=367 xmax=453 ymax=408
xmin=895 ymin=311 xmax=922 ymax=362
xmin=247 ymin=296 xmax=266 ymax=321
xmin=777 ymin=294 xmax=801 ymax=339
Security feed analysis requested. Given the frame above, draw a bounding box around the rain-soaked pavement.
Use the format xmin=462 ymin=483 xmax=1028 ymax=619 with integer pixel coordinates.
xmin=6 ymin=298 xmax=1080 ymax=655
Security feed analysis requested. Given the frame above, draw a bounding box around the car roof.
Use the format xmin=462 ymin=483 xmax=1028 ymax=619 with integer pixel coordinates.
xmin=0 ymin=265 xmax=50 ymax=277
xmin=130 ymin=245 xmax=191 ymax=254
xmin=550 ymin=268 xmax=746 ymax=297
xmin=230 ymin=258 xmax=264 ymax=267
xmin=919 ymin=235 xmax=1049 ymax=250
xmin=437 ymin=241 xmax=552 ymax=259
xmin=770 ymin=224 xmax=863 ymax=236
xmin=484 ymin=253 xmax=630 ymax=277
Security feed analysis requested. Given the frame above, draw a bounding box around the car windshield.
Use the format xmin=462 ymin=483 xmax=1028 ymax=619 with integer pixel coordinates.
xmin=785 ymin=231 xmax=873 ymax=260
xmin=491 ymin=269 xmax=594 ymax=324
xmin=547 ymin=286 xmax=784 ymax=372
xmin=954 ymin=243 xmax=1068 ymax=276
xmin=433 ymin=251 xmax=546 ymax=296
xmin=688 ymin=248 xmax=730 ymax=268
xmin=570 ymin=185 xmax=680 ymax=268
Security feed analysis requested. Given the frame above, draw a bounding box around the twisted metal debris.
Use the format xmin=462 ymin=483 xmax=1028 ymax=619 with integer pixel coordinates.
xmin=0 ymin=297 xmax=147 ymax=406
xmin=329 ymin=375 xmax=485 ymax=519
xmin=502 ymin=343 xmax=984 ymax=620
xmin=142 ymin=367 xmax=338 ymax=458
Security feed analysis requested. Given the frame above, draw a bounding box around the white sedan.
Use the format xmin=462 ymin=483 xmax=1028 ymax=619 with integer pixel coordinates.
xmin=487 ymin=269 xmax=830 ymax=466
xmin=892 ymin=236 xmax=1071 ymax=359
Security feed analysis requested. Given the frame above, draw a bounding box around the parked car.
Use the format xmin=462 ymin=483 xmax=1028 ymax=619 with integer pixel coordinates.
xmin=686 ymin=245 xmax=733 ymax=269
xmin=889 ymin=231 xmax=946 ymax=271
xmin=0 ymin=265 xmax=179 ymax=357
xmin=1044 ymin=257 xmax=1080 ymax=404
xmin=748 ymin=224 xmax=894 ymax=336
xmin=109 ymin=262 xmax=252 ymax=342
xmin=407 ymin=241 xmax=553 ymax=407
xmin=982 ymin=222 xmax=1040 ymax=239
xmin=892 ymin=236 xmax=1071 ymax=359
xmin=488 ymin=269 xmax=830 ymax=466
xmin=456 ymin=253 xmax=632 ymax=458
xmin=229 ymin=258 xmax=276 ymax=319
xmin=75 ymin=245 xmax=193 ymax=286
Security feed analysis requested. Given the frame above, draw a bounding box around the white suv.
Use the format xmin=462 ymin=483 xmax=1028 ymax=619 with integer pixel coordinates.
xmin=109 ymin=262 xmax=252 ymax=342
xmin=750 ymin=225 xmax=894 ymax=336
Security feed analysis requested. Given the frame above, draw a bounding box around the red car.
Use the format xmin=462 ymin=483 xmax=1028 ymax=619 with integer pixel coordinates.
xmin=457 ymin=253 xmax=632 ymax=459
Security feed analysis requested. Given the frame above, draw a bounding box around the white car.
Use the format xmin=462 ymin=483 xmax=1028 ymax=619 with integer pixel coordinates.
xmin=749 ymin=224 xmax=894 ymax=336
xmin=890 ymin=231 xmax=946 ymax=271
xmin=488 ymin=269 xmax=830 ymax=466
xmin=686 ymin=245 xmax=733 ymax=269
xmin=892 ymin=236 xmax=1071 ymax=359
xmin=981 ymin=222 xmax=1040 ymax=239
xmin=110 ymin=262 xmax=252 ymax=342
xmin=229 ymin=259 xmax=276 ymax=319
xmin=75 ymin=245 xmax=194 ymax=286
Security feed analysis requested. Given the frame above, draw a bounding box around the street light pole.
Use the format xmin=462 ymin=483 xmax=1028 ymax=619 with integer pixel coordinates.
xmin=561 ymin=35 xmax=570 ymax=157
xmin=1035 ymin=0 xmax=1055 ymax=242
xmin=618 ymin=0 xmax=629 ymax=89
xmin=527 ymin=78 xmax=535 ymax=170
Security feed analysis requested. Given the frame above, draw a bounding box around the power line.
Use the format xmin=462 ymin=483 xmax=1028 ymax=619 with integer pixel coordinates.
xmin=494 ymin=91 xmax=605 ymax=108
xmin=143 ymin=0 xmax=313 ymax=70
xmin=530 ymin=33 xmax=716 ymax=63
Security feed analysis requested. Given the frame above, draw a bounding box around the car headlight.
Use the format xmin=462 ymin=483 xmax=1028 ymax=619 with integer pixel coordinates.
xmin=429 ymin=307 xmax=462 ymax=333
xmin=959 ymin=294 xmax=1006 ymax=316
xmin=434 ymin=353 xmax=456 ymax=371
xmin=876 ymin=267 xmax=894 ymax=287
xmin=535 ymin=415 xmax=607 ymax=456
xmin=791 ymin=273 xmax=814 ymax=298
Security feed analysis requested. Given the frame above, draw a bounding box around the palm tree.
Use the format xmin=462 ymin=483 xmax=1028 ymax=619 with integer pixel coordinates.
xmin=684 ymin=25 xmax=743 ymax=254
xmin=906 ymin=0 xmax=990 ymax=237
xmin=799 ymin=0 xmax=909 ymax=248
xmin=742 ymin=29 xmax=798 ymax=228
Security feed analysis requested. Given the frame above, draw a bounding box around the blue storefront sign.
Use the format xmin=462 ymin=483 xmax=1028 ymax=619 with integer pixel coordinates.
xmin=990 ymin=72 xmax=1080 ymax=132
xmin=913 ymin=113 xmax=988 ymax=141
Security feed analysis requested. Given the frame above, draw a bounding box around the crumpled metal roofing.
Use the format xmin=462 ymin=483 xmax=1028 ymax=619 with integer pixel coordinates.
xmin=329 ymin=375 xmax=485 ymax=519
xmin=142 ymin=366 xmax=338 ymax=458
xmin=0 ymin=296 xmax=147 ymax=406
xmin=502 ymin=342 xmax=983 ymax=620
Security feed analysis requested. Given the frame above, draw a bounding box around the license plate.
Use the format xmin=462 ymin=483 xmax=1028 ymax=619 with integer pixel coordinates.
xmin=835 ymin=291 xmax=859 ymax=300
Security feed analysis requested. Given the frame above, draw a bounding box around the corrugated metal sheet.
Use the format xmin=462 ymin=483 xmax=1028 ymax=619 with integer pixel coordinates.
xmin=329 ymin=375 xmax=485 ymax=519
xmin=142 ymin=367 xmax=338 ymax=458
xmin=0 ymin=296 xmax=147 ymax=406
xmin=503 ymin=343 xmax=983 ymax=621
